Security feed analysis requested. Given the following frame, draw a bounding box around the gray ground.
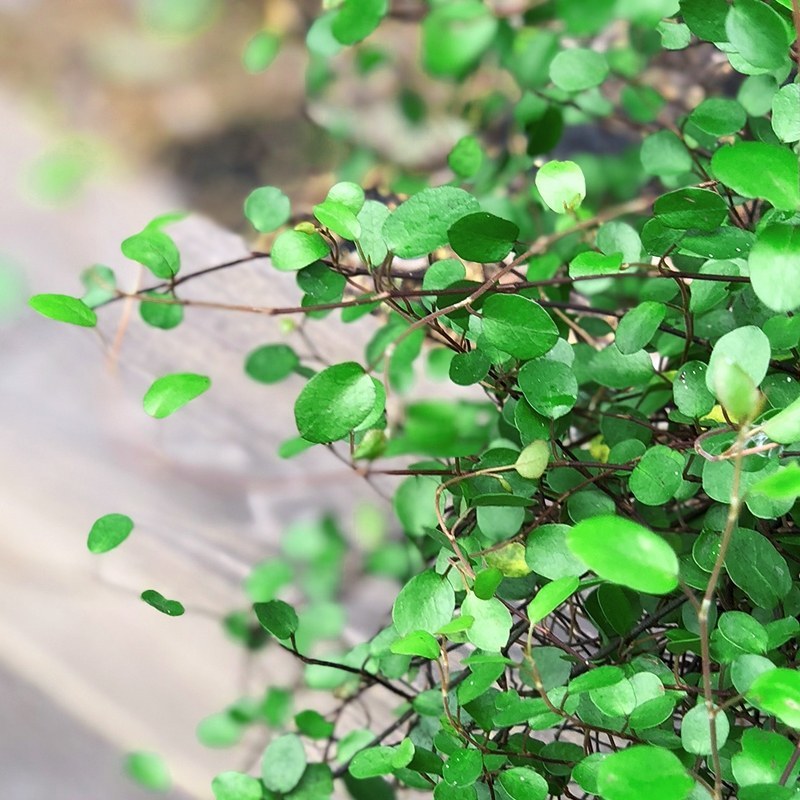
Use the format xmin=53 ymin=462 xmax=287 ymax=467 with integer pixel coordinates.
xmin=0 ymin=87 xmax=398 ymax=798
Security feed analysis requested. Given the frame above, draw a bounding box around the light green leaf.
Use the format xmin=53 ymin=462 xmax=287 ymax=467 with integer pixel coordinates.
xmin=498 ymin=766 xmax=548 ymax=800
xmin=393 ymin=570 xmax=456 ymax=636
xmin=313 ymin=200 xmax=361 ymax=240
xmin=772 ymin=84 xmax=800 ymax=143
xmin=390 ymin=630 xmax=440 ymax=659
xmin=673 ymin=361 xmax=715 ymax=418
xmin=518 ymin=358 xmax=578 ymax=418
xmin=535 ymin=160 xmax=586 ymax=213
xmin=514 ymin=440 xmax=550 ymax=479
xmin=596 ymin=746 xmax=693 ymax=800
xmin=749 ymin=463 xmax=800 ymax=499
xmin=212 ymin=771 xmax=262 ymax=800
xmin=725 ymin=527 xmax=792 ymax=610
xmin=732 ymin=729 xmax=796 ymax=787
xmin=568 ymin=515 xmax=679 ymax=595
xmin=640 ymin=131 xmax=692 ymax=176
xmin=125 ymin=752 xmax=171 ymax=792
xmin=747 ymin=668 xmax=800 ymax=728
xmin=749 ymin=224 xmax=800 ymax=313
xmin=143 ymin=373 xmax=211 ymax=419
xmin=711 ymin=143 xmax=800 ymax=212
xmin=480 ymin=295 xmax=558 ymax=359
xmin=549 ymin=47 xmax=608 ymax=92
xmin=121 ymin=229 xmax=180 ymax=279
xmin=244 ymin=186 xmax=290 ymax=232
xmin=705 ymin=326 xmax=770 ymax=394
xmin=680 ymin=704 xmax=730 ymax=755
xmin=443 ymin=748 xmax=483 ymax=787
xmin=382 ymin=186 xmax=480 ymax=258
xmin=526 ymin=524 xmax=586 ymax=580
xmin=725 ymin=0 xmax=792 ymax=71
xmin=629 ymin=446 xmax=684 ymax=506
xmin=242 ymin=30 xmax=280 ymax=74
xmin=712 ymin=359 xmax=760 ymax=422
xmin=272 ymin=229 xmax=330 ymax=271
xmin=528 ymin=576 xmax=580 ymax=624
xmin=462 ymin=593 xmax=512 ymax=652
xmin=29 ymin=293 xmax=97 ymax=327
xmin=139 ymin=292 xmax=183 ymax=330
xmin=245 ymin=343 xmax=300 ymax=384
xmin=294 ymin=362 xmax=377 ymax=443
xmin=261 ymin=734 xmax=306 ymax=793
xmin=762 ymin=395 xmax=800 ymax=444
xmin=615 ymin=302 xmax=665 ymax=355
xmin=331 ymin=0 xmax=386 ymax=45
xmin=87 ymin=513 xmax=134 ymax=554
xmin=688 ymin=98 xmax=746 ymax=138
xmin=422 ymin=0 xmax=498 ymax=79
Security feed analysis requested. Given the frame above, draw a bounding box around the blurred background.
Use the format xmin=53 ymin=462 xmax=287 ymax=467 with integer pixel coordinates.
xmin=0 ymin=0 xmax=701 ymax=796
xmin=0 ymin=1 xmax=444 ymax=797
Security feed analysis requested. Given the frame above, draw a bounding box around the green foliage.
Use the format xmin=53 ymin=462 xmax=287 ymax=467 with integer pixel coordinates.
xmin=124 ymin=752 xmax=171 ymax=792
xmin=49 ymin=2 xmax=800 ymax=799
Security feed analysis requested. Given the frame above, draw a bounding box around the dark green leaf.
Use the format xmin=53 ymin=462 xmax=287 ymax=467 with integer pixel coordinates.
xmin=448 ymin=212 xmax=519 ymax=262
xmin=653 ymin=188 xmax=728 ymax=232
xmin=294 ymin=362 xmax=377 ymax=443
xmin=141 ymin=589 xmax=185 ymax=617
xmin=679 ymin=0 xmax=729 ymax=41
xmin=254 ymin=599 xmax=299 ymax=639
